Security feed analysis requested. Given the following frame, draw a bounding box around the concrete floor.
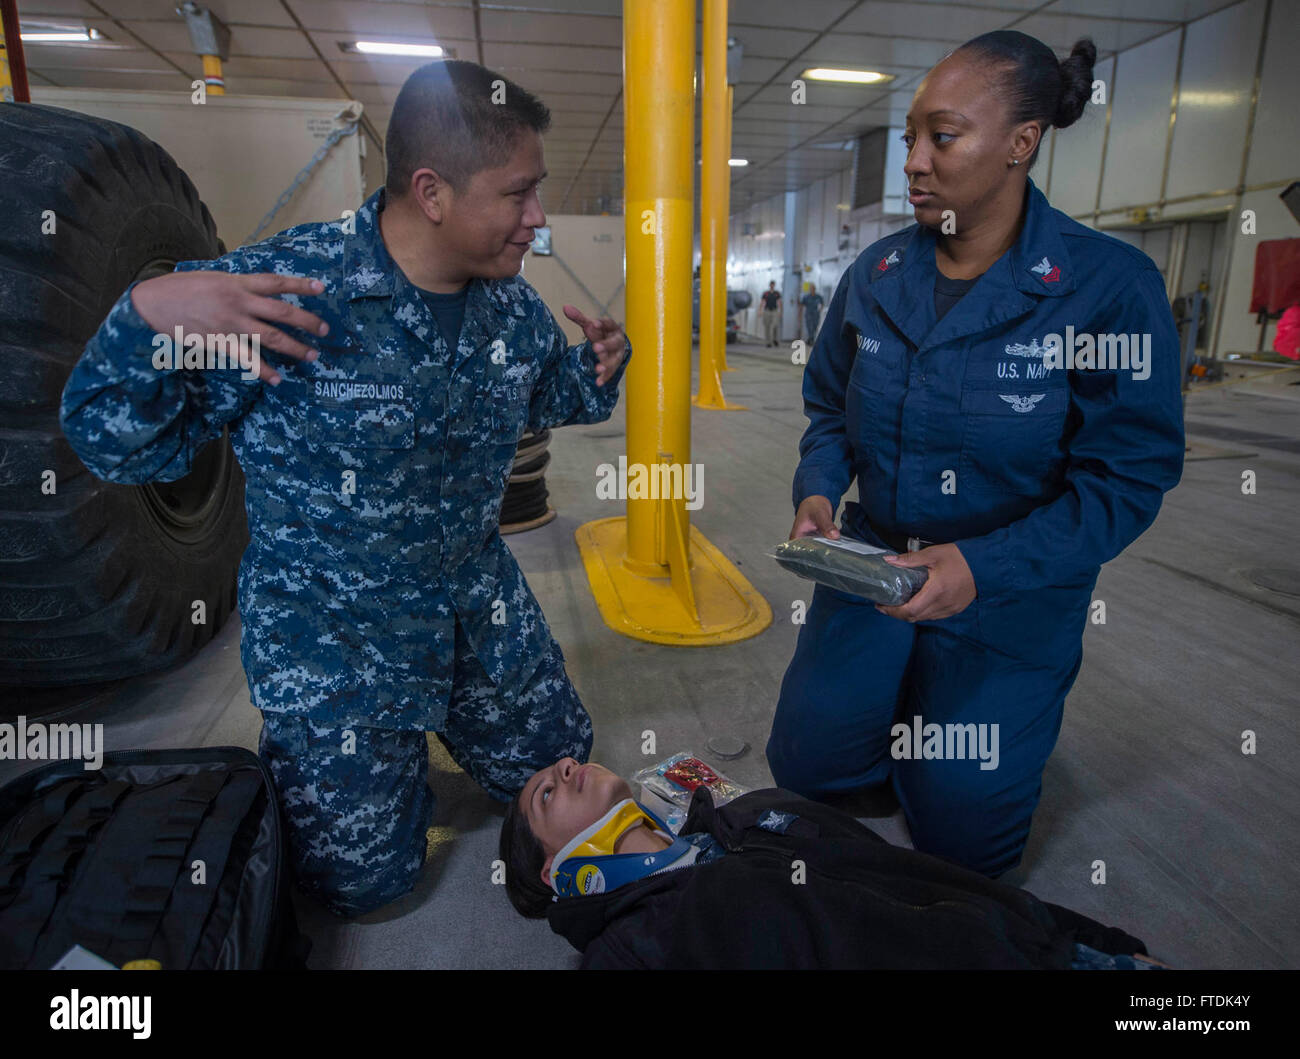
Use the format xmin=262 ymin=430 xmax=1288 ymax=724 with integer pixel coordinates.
xmin=5 ymin=342 xmax=1298 ymax=969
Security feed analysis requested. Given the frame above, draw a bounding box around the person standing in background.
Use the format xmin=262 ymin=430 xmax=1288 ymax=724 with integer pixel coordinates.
xmin=760 ymin=281 xmax=782 ymax=346
xmin=799 ymin=282 xmax=826 ymax=343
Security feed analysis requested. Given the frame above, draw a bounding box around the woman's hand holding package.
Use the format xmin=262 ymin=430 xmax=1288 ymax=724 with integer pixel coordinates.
xmin=877 ymin=544 xmax=976 ymax=622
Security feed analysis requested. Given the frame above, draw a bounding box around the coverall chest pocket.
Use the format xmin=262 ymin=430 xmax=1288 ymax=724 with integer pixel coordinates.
xmin=484 ymin=379 xmax=533 ymax=489
xmin=489 ymin=380 xmax=533 ymax=440
xmin=843 ymin=342 xmax=900 ymax=464
xmin=304 ymin=398 xmax=417 ymax=534
xmin=958 ymin=385 xmax=1068 ymax=495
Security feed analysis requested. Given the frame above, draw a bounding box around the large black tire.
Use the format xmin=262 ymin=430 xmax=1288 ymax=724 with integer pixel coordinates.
xmin=0 ymin=103 xmax=248 ymax=693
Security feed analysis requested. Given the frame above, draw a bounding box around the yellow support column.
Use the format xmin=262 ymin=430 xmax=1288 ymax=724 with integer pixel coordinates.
xmin=694 ymin=0 xmax=742 ymax=410
xmin=575 ymin=0 xmax=770 ymax=646
xmin=719 ymin=83 xmax=735 ymax=373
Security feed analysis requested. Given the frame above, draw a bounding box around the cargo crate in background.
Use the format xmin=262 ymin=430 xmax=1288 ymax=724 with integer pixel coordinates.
xmin=29 ymin=88 xmax=384 ymax=248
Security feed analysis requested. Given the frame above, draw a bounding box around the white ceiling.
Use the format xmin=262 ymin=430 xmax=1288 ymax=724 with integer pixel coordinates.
xmin=15 ymin=0 xmax=1243 ymax=214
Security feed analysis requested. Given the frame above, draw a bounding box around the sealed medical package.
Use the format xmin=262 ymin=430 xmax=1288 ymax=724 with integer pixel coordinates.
xmin=633 ymin=752 xmax=748 ymax=814
xmin=771 ymin=535 xmax=928 ymax=606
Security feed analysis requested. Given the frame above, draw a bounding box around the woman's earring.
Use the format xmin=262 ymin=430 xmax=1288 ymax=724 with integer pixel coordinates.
xmin=1010 ymin=158 xmax=1021 ymax=166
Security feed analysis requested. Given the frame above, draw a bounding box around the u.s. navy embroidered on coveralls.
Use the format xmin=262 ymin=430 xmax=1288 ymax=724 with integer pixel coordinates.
xmin=60 ymin=189 xmax=631 ymax=915
xmin=768 ymin=178 xmax=1183 ymax=877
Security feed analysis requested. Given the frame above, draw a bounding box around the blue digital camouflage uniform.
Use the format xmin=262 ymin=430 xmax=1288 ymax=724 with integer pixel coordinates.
xmin=60 ymin=188 xmax=631 ymax=915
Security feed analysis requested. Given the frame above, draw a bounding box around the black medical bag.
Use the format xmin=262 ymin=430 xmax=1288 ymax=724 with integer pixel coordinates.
xmin=0 ymin=746 xmax=310 ymax=970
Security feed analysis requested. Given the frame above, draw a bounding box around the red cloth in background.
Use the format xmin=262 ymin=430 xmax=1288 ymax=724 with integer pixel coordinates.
xmin=1275 ymin=305 xmax=1300 ymax=360
xmin=1250 ymin=239 xmax=1300 ymax=314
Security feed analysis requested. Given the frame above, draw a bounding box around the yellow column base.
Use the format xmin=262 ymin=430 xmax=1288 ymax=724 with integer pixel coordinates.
xmin=691 ymin=393 xmax=747 ymax=410
xmin=575 ymin=516 xmax=771 ymax=644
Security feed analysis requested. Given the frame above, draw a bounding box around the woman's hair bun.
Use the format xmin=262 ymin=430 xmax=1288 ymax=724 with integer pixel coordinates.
xmin=955 ymin=30 xmax=1098 ymax=167
xmin=1055 ymin=38 xmax=1098 ymax=129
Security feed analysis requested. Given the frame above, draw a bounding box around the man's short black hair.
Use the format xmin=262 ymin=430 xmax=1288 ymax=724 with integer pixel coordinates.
xmin=385 ymin=59 xmax=552 ymax=198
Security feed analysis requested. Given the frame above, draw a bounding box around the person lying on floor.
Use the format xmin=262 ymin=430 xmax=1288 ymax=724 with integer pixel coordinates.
xmin=499 ymin=757 xmax=1171 ymax=970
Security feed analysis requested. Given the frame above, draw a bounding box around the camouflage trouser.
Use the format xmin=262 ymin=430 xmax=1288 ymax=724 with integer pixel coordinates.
xmin=258 ymin=628 xmax=593 ymax=917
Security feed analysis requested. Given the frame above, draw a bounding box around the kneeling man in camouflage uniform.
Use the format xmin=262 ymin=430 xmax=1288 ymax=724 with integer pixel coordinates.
xmin=60 ymin=60 xmax=630 ymax=917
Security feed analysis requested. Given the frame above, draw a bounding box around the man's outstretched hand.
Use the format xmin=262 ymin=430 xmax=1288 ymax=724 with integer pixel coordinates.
xmin=131 ymin=271 xmax=328 ymax=386
xmin=563 ymin=305 xmax=626 ymax=387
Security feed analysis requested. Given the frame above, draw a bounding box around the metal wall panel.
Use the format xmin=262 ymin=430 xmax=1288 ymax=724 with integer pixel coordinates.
xmin=1045 ymin=56 xmax=1114 ymax=218
xmin=1166 ymin=0 xmax=1265 ymax=201
xmin=1145 ymin=227 xmax=1174 ymax=275
xmin=805 ymin=177 xmax=825 ymax=267
xmin=882 ymin=126 xmax=909 ymax=216
xmin=1182 ymin=219 xmax=1226 ymax=299
xmin=1159 ymin=196 xmax=1235 ymax=221
xmin=1100 ymin=227 xmax=1172 ymax=283
xmin=1100 ymin=30 xmax=1181 ymax=212
xmin=809 ymin=172 xmax=851 ymax=296
xmin=1245 ymin=0 xmax=1300 ymax=185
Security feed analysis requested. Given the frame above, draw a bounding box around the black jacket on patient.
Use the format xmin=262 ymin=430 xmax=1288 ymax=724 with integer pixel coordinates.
xmin=546 ymin=786 xmax=1147 ymax=970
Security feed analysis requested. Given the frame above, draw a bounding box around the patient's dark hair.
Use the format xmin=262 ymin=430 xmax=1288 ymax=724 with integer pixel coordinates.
xmin=385 ymin=59 xmax=552 ymax=198
xmin=955 ymin=31 xmax=1097 ymax=170
xmin=500 ymin=790 xmax=555 ymax=918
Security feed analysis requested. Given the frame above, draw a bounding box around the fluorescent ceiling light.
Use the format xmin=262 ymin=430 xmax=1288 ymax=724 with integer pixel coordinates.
xmin=802 ymin=67 xmax=893 ymax=85
xmin=352 ymin=41 xmax=444 ymax=57
xmin=1178 ymin=90 xmax=1241 ymax=107
xmin=21 ymin=28 xmax=103 ymax=43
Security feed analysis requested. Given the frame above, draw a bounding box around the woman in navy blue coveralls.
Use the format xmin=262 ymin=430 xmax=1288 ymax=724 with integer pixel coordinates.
xmin=767 ymin=31 xmax=1185 ymax=877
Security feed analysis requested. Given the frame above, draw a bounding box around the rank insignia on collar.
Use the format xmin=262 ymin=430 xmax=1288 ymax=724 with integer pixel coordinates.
xmin=1030 ymin=256 xmax=1061 ymax=283
xmin=875 ymin=248 xmax=902 ymax=273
